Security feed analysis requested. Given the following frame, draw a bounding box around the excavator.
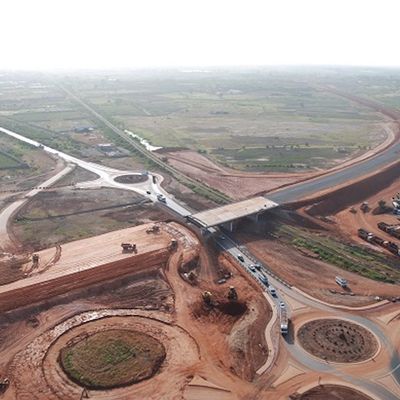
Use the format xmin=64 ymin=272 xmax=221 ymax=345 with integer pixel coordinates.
xmin=202 ymin=291 xmax=213 ymax=306
xmin=146 ymin=225 xmax=160 ymax=234
xmin=227 ymin=286 xmax=238 ymax=301
xmin=0 ymin=377 xmax=9 ymax=394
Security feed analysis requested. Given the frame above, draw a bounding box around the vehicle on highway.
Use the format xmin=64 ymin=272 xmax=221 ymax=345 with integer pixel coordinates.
xmin=269 ymin=286 xmax=277 ymax=297
xmin=249 ymin=264 xmax=256 ymax=272
xmin=157 ymin=194 xmax=167 ymax=203
xmin=146 ymin=190 xmax=151 ymax=194
xmin=237 ymin=255 xmax=244 ymax=262
xmin=279 ymin=301 xmax=285 ymax=309
xmin=255 ymin=263 xmax=262 ymax=270
xmin=259 ymin=275 xmax=268 ymax=285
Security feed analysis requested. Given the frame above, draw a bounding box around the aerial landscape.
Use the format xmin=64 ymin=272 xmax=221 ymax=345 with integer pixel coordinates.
xmin=1 ymin=1 xmax=400 ymax=400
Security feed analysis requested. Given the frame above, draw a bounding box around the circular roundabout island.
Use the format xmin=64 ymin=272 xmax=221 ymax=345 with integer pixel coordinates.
xmin=292 ymin=384 xmax=373 ymax=400
xmin=297 ymin=319 xmax=378 ymax=363
xmin=59 ymin=329 xmax=166 ymax=389
xmin=113 ymin=174 xmax=148 ymax=184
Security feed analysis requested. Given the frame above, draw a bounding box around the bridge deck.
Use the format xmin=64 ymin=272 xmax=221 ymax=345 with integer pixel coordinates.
xmin=189 ymin=196 xmax=278 ymax=228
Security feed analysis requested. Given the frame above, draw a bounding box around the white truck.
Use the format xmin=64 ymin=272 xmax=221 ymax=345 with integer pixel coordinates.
xmin=280 ymin=307 xmax=288 ymax=335
xmin=335 ymin=276 xmax=348 ymax=288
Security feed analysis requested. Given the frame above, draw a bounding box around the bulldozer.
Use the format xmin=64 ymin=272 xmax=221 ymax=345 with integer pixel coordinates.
xmin=227 ymin=286 xmax=238 ymax=301
xmin=202 ymin=291 xmax=213 ymax=306
xmin=0 ymin=378 xmax=9 ymax=394
xmin=168 ymin=239 xmax=178 ymax=252
xmin=121 ymin=243 xmax=137 ymax=253
xmin=146 ymin=225 xmax=160 ymax=234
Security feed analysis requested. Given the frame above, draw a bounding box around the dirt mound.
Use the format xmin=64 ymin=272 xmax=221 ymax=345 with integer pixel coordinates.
xmin=217 ymin=300 xmax=247 ymax=316
xmin=114 ymin=174 xmax=147 ymax=184
xmin=59 ymin=329 xmax=166 ymax=389
xmin=290 ymin=384 xmax=373 ymax=400
xmin=192 ymin=298 xmax=248 ymax=321
xmin=297 ymin=319 xmax=378 ymax=363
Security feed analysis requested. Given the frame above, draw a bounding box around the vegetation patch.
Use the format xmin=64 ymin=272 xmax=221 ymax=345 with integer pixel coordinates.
xmin=297 ymin=319 xmax=378 ymax=363
xmin=59 ymin=329 xmax=166 ymax=389
xmin=276 ymin=224 xmax=400 ymax=283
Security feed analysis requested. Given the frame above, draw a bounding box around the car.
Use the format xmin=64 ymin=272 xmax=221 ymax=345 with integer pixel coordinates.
xmin=156 ymin=194 xmax=167 ymax=203
xmin=237 ymin=255 xmax=244 ymax=262
xmin=279 ymin=301 xmax=285 ymax=309
xmin=219 ymin=235 xmax=226 ymax=240
xmin=259 ymin=275 xmax=268 ymax=285
xmin=249 ymin=264 xmax=256 ymax=272
xmin=146 ymin=190 xmax=151 ymax=194
xmin=255 ymin=263 xmax=262 ymax=270
xmin=269 ymin=286 xmax=277 ymax=297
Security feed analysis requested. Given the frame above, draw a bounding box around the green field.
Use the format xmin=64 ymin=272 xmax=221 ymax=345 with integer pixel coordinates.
xmin=0 ymin=152 xmax=21 ymax=169
xmin=0 ymin=68 xmax=399 ymax=175
xmin=276 ymin=224 xmax=400 ymax=283
xmin=63 ymin=68 xmax=388 ymax=172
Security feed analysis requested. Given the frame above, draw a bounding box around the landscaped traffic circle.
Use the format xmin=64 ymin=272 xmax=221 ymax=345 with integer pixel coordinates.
xmin=297 ymin=318 xmax=378 ymax=363
xmin=59 ymin=329 xmax=166 ymax=389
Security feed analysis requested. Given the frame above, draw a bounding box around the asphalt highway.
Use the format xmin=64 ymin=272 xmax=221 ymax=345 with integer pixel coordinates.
xmin=267 ymin=141 xmax=400 ymax=204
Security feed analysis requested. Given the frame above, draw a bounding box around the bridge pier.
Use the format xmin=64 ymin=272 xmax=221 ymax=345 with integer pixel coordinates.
xmin=221 ymin=220 xmax=237 ymax=232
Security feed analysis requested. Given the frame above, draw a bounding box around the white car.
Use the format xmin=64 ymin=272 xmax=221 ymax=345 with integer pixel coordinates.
xmin=279 ymin=301 xmax=285 ymax=309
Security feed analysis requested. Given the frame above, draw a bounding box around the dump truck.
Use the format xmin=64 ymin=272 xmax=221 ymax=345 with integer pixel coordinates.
xmin=121 ymin=243 xmax=137 ymax=253
xmin=335 ymin=276 xmax=348 ymax=288
xmin=280 ymin=308 xmax=288 ymax=335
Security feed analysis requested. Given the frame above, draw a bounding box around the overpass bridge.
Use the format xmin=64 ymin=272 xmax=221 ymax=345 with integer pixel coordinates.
xmin=187 ymin=196 xmax=278 ymax=231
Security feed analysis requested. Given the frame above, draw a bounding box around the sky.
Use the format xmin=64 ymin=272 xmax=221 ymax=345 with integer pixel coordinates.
xmin=1 ymin=0 xmax=400 ymax=70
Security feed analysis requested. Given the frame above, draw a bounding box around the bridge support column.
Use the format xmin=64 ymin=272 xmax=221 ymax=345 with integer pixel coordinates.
xmin=221 ymin=220 xmax=237 ymax=232
xmin=249 ymin=212 xmax=262 ymax=224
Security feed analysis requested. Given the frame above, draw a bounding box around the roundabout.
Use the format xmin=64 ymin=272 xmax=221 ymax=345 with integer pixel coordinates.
xmin=8 ymin=310 xmax=200 ymax=400
xmin=297 ymin=318 xmax=379 ymax=363
xmin=59 ymin=329 xmax=166 ymax=389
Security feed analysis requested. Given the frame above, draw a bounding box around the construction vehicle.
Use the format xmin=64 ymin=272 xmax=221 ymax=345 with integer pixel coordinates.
xmin=121 ymin=243 xmax=137 ymax=253
xmin=202 ymin=291 xmax=213 ymax=306
xmin=0 ymin=378 xmax=9 ymax=394
xmin=168 ymin=239 xmax=178 ymax=251
xmin=378 ymin=222 xmax=400 ymax=239
xmin=335 ymin=276 xmax=348 ymax=288
xmin=32 ymin=254 xmax=39 ymax=265
xmin=146 ymin=225 xmax=160 ymax=234
xmin=360 ymin=201 xmax=369 ymax=212
xmin=187 ymin=270 xmax=197 ymax=283
xmin=280 ymin=308 xmax=289 ymax=335
xmin=227 ymin=286 xmax=238 ymax=301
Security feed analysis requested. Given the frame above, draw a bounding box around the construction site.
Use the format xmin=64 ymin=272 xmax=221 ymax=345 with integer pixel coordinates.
xmin=0 ymin=71 xmax=400 ymax=400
